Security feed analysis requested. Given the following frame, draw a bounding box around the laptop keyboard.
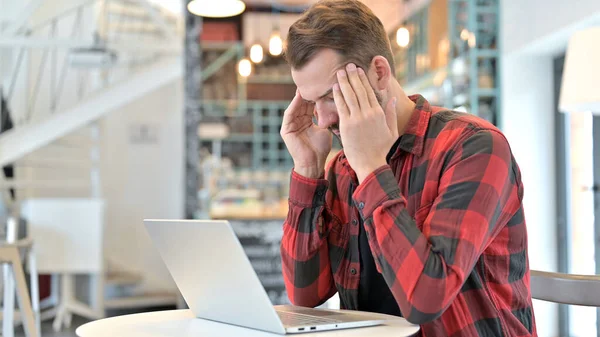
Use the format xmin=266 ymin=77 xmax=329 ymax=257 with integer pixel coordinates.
xmin=276 ymin=310 xmax=343 ymax=327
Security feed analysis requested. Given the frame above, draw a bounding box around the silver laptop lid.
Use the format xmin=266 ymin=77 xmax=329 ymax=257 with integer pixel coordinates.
xmin=144 ymin=219 xmax=286 ymax=334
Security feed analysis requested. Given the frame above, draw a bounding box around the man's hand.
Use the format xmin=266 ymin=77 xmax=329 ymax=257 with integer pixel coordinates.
xmin=281 ymin=90 xmax=333 ymax=179
xmin=333 ymin=63 xmax=398 ymax=184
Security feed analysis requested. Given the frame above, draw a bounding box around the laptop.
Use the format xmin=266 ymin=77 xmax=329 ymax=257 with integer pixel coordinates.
xmin=144 ymin=219 xmax=386 ymax=334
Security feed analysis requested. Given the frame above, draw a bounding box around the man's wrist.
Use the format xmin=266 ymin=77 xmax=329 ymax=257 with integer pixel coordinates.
xmin=294 ymin=166 xmax=324 ymax=179
xmin=356 ymin=160 xmax=387 ymax=184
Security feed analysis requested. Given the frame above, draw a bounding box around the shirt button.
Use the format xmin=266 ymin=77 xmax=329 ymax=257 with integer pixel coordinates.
xmin=351 ymin=219 xmax=358 ymax=225
xmin=350 ymin=268 xmax=357 ymax=275
xmin=358 ymin=202 xmax=365 ymax=209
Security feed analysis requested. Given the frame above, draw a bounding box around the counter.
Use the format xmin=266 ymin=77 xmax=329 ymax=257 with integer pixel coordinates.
xmin=223 ymin=218 xmax=288 ymax=305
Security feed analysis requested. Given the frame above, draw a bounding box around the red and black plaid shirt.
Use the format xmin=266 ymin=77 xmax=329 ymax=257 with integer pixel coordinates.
xmin=281 ymin=95 xmax=537 ymax=336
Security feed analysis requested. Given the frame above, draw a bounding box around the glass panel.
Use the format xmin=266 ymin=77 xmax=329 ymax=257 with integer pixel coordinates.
xmin=567 ymin=111 xmax=597 ymax=337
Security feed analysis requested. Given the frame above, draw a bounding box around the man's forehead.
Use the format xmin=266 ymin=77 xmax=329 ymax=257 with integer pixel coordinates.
xmin=297 ymin=80 xmax=336 ymax=102
xmin=292 ymin=69 xmax=342 ymax=102
xmin=291 ymin=49 xmax=346 ymax=99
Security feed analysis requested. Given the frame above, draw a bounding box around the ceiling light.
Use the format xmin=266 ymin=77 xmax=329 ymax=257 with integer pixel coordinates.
xmin=468 ymin=32 xmax=476 ymax=48
xmin=187 ymin=0 xmax=246 ymax=18
xmin=238 ymin=58 xmax=252 ymax=77
xmin=460 ymin=29 xmax=470 ymax=41
xmin=250 ymin=44 xmax=264 ymax=63
xmin=396 ymin=27 xmax=409 ymax=48
xmin=269 ymin=32 xmax=283 ymax=56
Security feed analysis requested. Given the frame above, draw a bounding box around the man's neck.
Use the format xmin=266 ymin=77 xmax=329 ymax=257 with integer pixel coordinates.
xmin=389 ymin=80 xmax=416 ymax=137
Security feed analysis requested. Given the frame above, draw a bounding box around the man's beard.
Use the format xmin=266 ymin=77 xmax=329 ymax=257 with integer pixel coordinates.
xmin=329 ymin=89 xmax=385 ymax=147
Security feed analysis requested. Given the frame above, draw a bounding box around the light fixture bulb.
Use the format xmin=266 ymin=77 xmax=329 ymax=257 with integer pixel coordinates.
xmin=396 ymin=27 xmax=410 ymax=48
xmin=460 ymin=29 xmax=470 ymax=41
xmin=468 ymin=32 xmax=477 ymax=48
xmin=269 ymin=32 xmax=283 ymax=56
xmin=187 ymin=0 xmax=246 ymax=18
xmin=250 ymin=44 xmax=264 ymax=63
xmin=238 ymin=58 xmax=252 ymax=77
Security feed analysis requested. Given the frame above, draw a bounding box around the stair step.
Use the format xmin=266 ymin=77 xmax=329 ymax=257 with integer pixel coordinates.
xmin=104 ymin=292 xmax=178 ymax=309
xmin=105 ymin=271 xmax=143 ymax=286
xmin=17 ymin=157 xmax=93 ymax=169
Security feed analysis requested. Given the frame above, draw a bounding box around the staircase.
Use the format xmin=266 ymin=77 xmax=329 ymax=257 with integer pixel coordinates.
xmin=0 ymin=0 xmax=184 ymax=331
xmin=0 ymin=56 xmax=181 ymax=168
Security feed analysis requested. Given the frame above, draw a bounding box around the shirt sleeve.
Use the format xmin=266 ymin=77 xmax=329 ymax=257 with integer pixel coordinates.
xmin=280 ymin=169 xmax=337 ymax=307
xmin=352 ymin=129 xmax=521 ymax=324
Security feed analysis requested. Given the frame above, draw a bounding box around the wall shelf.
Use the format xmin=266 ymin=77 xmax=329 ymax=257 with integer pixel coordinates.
xmin=199 ymin=101 xmax=293 ymax=169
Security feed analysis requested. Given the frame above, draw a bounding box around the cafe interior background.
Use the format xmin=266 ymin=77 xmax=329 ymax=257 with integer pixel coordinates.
xmin=0 ymin=0 xmax=599 ymax=336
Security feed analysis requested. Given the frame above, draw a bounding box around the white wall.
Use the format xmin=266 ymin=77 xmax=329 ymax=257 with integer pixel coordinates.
xmin=101 ymin=79 xmax=184 ymax=291
xmin=501 ymin=0 xmax=600 ymax=336
xmin=503 ymin=0 xmax=600 ymax=55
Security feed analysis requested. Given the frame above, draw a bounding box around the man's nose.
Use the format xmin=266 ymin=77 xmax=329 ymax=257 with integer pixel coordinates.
xmin=315 ymin=104 xmax=335 ymax=129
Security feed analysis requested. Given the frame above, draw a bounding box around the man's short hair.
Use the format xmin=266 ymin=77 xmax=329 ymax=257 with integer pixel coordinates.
xmin=284 ymin=0 xmax=395 ymax=74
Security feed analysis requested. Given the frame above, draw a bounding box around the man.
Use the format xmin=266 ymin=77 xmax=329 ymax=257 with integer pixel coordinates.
xmin=279 ymin=1 xmax=537 ymax=336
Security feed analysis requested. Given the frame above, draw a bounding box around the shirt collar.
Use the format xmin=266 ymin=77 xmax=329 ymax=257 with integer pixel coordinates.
xmin=390 ymin=94 xmax=432 ymax=159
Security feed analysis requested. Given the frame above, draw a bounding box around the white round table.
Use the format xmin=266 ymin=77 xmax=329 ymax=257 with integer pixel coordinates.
xmin=76 ymin=309 xmax=420 ymax=337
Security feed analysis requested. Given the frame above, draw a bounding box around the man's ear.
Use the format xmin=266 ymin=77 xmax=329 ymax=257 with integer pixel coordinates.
xmin=369 ymin=56 xmax=392 ymax=91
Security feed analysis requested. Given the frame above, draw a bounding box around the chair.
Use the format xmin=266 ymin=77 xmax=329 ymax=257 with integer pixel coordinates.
xmin=20 ymin=198 xmax=104 ymax=332
xmin=0 ymin=216 xmax=41 ymax=337
xmin=530 ymin=270 xmax=600 ymax=306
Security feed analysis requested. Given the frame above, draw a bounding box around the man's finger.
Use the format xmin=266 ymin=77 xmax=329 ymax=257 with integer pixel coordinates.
xmin=358 ymin=68 xmax=380 ymax=109
xmin=305 ymin=100 xmax=315 ymax=118
xmin=385 ymin=97 xmax=399 ymax=138
xmin=282 ymin=91 xmax=304 ymax=127
xmin=336 ymin=69 xmax=360 ymax=116
xmin=333 ymin=83 xmax=349 ymax=120
xmin=346 ymin=64 xmax=370 ymax=110
xmin=291 ymin=115 xmax=314 ymax=133
xmin=305 ymin=101 xmax=317 ymax=126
